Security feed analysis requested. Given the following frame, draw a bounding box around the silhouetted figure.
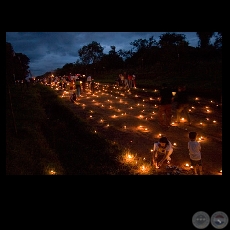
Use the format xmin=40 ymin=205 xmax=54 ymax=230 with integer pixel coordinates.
xmin=158 ymin=83 xmax=173 ymax=128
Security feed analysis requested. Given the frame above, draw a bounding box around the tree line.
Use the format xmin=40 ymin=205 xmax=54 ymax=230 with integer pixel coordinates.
xmin=6 ymin=32 xmax=222 ymax=85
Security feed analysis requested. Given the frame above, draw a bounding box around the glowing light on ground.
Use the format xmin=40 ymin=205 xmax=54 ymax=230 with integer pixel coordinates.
xmin=53 ymin=80 xmax=221 ymax=175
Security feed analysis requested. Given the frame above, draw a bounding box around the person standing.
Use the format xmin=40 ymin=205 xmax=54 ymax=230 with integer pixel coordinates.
xmin=158 ymin=83 xmax=173 ymax=128
xmin=152 ymin=136 xmax=173 ymax=168
xmin=119 ymin=73 xmax=124 ymax=86
xmin=127 ymin=73 xmax=133 ymax=88
xmin=91 ymin=79 xmax=95 ymax=94
xmin=80 ymin=74 xmax=87 ymax=92
xmin=132 ymin=74 xmax=136 ymax=88
xmin=123 ymin=72 xmax=129 ymax=88
xmin=75 ymin=77 xmax=81 ymax=98
xmin=87 ymin=75 xmax=92 ymax=89
xmin=175 ymin=85 xmax=191 ymax=125
xmin=188 ymin=131 xmax=203 ymax=175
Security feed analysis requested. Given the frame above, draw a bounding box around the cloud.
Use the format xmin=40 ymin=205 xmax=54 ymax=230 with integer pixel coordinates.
xmin=6 ymin=32 xmax=203 ymax=76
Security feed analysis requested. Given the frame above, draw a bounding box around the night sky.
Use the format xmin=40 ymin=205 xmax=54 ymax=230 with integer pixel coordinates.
xmin=6 ymin=32 xmax=215 ymax=77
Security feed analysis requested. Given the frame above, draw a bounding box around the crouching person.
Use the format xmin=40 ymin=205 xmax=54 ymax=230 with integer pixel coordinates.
xmin=152 ymin=136 xmax=173 ymax=168
xmin=70 ymin=92 xmax=76 ymax=102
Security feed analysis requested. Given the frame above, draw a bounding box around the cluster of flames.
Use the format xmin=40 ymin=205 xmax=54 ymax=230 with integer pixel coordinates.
xmin=44 ymin=82 xmax=222 ymax=175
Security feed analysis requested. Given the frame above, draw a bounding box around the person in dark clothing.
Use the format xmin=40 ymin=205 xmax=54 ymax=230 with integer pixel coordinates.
xmin=79 ymin=74 xmax=87 ymax=92
xmin=91 ymin=79 xmax=95 ymax=94
xmin=75 ymin=77 xmax=81 ymax=97
xmin=158 ymin=83 xmax=173 ymax=128
xmin=175 ymin=85 xmax=191 ymax=125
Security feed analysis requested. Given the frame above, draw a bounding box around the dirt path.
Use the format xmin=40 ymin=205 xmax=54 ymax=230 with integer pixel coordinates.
xmin=55 ymin=83 xmax=222 ymax=175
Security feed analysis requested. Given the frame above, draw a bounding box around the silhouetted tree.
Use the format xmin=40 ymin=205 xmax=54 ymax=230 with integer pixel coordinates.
xmin=214 ymin=32 xmax=222 ymax=49
xmin=78 ymin=41 xmax=104 ymax=65
xmin=6 ymin=42 xmax=16 ymax=85
xmin=61 ymin=63 xmax=75 ymax=75
xmin=130 ymin=36 xmax=157 ymax=52
xmin=13 ymin=53 xmax=30 ymax=81
xmin=158 ymin=33 xmax=189 ymax=48
xmin=100 ymin=46 xmax=124 ymax=70
xmin=196 ymin=32 xmax=215 ymax=49
xmin=6 ymin=42 xmax=30 ymax=84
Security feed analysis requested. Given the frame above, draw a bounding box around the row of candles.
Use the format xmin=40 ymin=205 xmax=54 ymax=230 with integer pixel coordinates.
xmin=47 ymin=82 xmax=222 ymax=175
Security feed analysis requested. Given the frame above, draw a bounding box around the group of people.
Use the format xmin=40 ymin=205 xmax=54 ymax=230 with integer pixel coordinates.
xmin=116 ymin=72 xmax=136 ymax=88
xmin=155 ymin=83 xmax=202 ymax=175
xmin=70 ymin=74 xmax=96 ymax=102
xmin=152 ymin=132 xmax=202 ymax=175
xmin=63 ymin=75 xmax=201 ymax=174
xmin=158 ymin=83 xmax=191 ymax=129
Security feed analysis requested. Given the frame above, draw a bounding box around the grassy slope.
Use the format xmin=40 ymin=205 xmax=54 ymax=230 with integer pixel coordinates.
xmin=6 ymin=83 xmax=131 ymax=175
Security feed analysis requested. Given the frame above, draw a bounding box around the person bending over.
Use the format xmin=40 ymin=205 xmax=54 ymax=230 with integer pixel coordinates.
xmin=152 ymin=136 xmax=173 ymax=168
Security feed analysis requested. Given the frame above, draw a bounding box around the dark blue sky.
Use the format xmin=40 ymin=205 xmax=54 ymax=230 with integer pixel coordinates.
xmin=6 ymin=32 xmax=216 ymax=77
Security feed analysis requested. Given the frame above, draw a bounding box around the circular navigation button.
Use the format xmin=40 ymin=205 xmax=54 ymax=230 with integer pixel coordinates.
xmin=192 ymin=211 xmax=210 ymax=229
xmin=211 ymin=211 xmax=229 ymax=229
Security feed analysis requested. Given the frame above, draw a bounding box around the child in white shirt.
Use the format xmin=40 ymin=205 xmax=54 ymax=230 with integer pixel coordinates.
xmin=188 ymin=131 xmax=203 ymax=175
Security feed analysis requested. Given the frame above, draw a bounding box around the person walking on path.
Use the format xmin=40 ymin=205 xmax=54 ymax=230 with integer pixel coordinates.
xmin=152 ymin=136 xmax=174 ymax=168
xmin=158 ymin=83 xmax=173 ymax=129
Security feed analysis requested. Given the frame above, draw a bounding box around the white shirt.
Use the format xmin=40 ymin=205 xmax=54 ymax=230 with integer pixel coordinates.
xmin=154 ymin=141 xmax=173 ymax=154
xmin=188 ymin=141 xmax=201 ymax=160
